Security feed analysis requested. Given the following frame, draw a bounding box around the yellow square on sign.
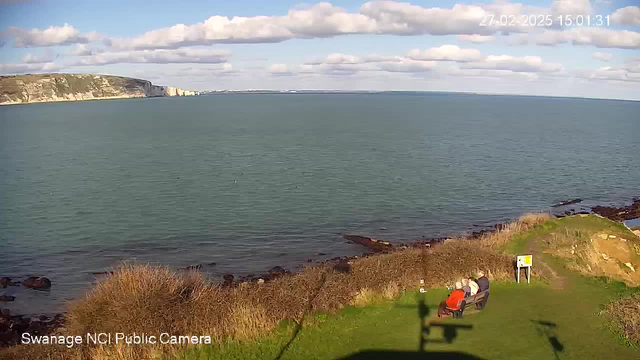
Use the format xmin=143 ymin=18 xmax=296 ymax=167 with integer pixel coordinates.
xmin=524 ymin=256 xmax=532 ymax=265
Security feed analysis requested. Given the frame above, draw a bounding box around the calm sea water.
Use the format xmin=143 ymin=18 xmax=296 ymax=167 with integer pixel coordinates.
xmin=1 ymin=93 xmax=639 ymax=315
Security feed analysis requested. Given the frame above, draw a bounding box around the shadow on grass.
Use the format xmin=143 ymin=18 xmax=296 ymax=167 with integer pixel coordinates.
xmin=338 ymin=350 xmax=485 ymax=359
xmin=533 ymin=320 xmax=564 ymax=360
xmin=339 ymin=293 xmax=484 ymax=360
xmin=274 ymin=271 xmax=328 ymax=360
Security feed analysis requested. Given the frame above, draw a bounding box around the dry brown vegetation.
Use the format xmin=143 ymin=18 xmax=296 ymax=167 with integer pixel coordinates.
xmin=604 ymin=293 xmax=640 ymax=346
xmin=1 ymin=214 xmax=548 ymax=360
xmin=476 ymin=212 xmax=551 ymax=249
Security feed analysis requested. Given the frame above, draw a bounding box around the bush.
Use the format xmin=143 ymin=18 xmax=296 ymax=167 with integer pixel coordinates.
xmin=604 ymin=293 xmax=640 ymax=346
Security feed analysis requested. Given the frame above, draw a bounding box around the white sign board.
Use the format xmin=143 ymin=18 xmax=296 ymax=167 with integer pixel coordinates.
xmin=517 ymin=255 xmax=533 ymax=268
xmin=516 ymin=255 xmax=533 ymax=284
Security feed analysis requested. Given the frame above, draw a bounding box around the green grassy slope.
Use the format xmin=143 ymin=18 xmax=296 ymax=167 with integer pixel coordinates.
xmin=177 ymin=215 xmax=640 ymax=360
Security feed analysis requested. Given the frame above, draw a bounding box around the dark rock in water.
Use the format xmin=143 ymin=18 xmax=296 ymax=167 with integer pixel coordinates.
xmin=207 ymin=262 xmax=217 ymax=266
xmin=552 ymin=198 xmax=583 ymax=207
xmin=0 ymin=311 xmax=65 ymax=346
xmin=182 ymin=264 xmax=202 ymax=271
xmin=343 ymin=235 xmax=393 ymax=253
xmin=592 ymin=199 xmax=640 ymax=222
xmin=268 ymin=266 xmax=288 ymax=274
xmin=91 ymin=271 xmax=114 ymax=275
xmin=222 ymin=273 xmax=234 ymax=287
xmin=264 ymin=266 xmax=290 ymax=281
xmin=0 ymin=277 xmax=11 ymax=288
xmin=318 ymin=252 xmax=326 ymax=256
xmin=23 ymin=276 xmax=51 ymax=289
xmin=0 ymin=296 xmax=15 ymax=302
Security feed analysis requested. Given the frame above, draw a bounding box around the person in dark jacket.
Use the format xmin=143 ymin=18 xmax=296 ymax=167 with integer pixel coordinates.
xmin=476 ymin=270 xmax=490 ymax=292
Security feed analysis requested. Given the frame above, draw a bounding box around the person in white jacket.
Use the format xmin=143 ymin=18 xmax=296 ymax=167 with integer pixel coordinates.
xmin=468 ymin=277 xmax=479 ymax=296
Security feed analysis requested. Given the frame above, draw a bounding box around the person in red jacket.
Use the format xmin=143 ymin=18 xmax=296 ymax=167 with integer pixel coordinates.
xmin=438 ymin=281 xmax=465 ymax=317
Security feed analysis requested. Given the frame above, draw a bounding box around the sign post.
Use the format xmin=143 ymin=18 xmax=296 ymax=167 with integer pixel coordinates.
xmin=516 ymin=255 xmax=533 ymax=284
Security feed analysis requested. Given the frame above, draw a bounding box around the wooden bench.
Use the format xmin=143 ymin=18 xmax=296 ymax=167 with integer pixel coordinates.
xmin=447 ymin=290 xmax=490 ymax=318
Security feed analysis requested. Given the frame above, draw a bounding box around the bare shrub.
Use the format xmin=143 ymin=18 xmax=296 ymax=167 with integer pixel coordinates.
xmin=519 ymin=212 xmax=551 ymax=226
xmin=382 ymin=282 xmax=400 ymax=300
xmin=351 ymin=288 xmax=377 ymax=306
xmin=478 ymin=212 xmax=551 ymax=249
xmin=604 ymin=293 xmax=640 ymax=346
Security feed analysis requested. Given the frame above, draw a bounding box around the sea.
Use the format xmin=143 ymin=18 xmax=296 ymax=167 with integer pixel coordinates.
xmin=1 ymin=93 xmax=639 ymax=315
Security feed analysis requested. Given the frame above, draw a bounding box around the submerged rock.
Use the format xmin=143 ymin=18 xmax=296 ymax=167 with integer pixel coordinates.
xmin=0 ymin=310 xmax=65 ymax=346
xmin=222 ymin=274 xmax=234 ymax=287
xmin=23 ymin=276 xmax=51 ymax=289
xmin=182 ymin=264 xmax=202 ymax=271
xmin=552 ymin=198 xmax=583 ymax=207
xmin=592 ymin=199 xmax=640 ymax=222
xmin=0 ymin=277 xmax=14 ymax=288
xmin=343 ymin=235 xmax=393 ymax=252
xmin=91 ymin=271 xmax=114 ymax=276
xmin=0 ymin=296 xmax=15 ymax=302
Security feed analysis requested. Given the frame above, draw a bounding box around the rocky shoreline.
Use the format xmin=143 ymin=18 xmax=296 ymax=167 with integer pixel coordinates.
xmin=2 ymin=197 xmax=639 ymax=347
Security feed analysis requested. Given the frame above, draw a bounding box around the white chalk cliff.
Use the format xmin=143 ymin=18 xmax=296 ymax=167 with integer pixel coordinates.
xmin=0 ymin=74 xmax=199 ymax=105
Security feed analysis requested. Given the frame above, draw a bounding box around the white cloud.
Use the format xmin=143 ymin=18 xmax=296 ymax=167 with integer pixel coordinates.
xmin=408 ymin=45 xmax=484 ymax=62
xmin=457 ymin=34 xmax=495 ymax=43
xmin=531 ymin=28 xmax=640 ymax=49
xmin=67 ymin=44 xmax=103 ymax=56
xmin=449 ymin=68 xmax=541 ymax=81
xmin=268 ymin=63 xmax=293 ymax=75
xmin=21 ymin=50 xmax=55 ymax=64
xmin=462 ymin=55 xmax=563 ymax=73
xmin=0 ymin=62 xmax=60 ymax=75
xmin=294 ymin=47 xmax=562 ymax=78
xmin=359 ymin=1 xmax=495 ymax=36
xmin=6 ymin=24 xmax=99 ymax=47
xmin=375 ymin=58 xmax=437 ymax=73
xmin=107 ymin=3 xmax=377 ymax=50
xmin=575 ymin=66 xmax=640 ymax=82
xmin=69 ymin=48 xmax=231 ymax=66
xmin=611 ymin=6 xmax=640 ymax=26
xmin=104 ymin=1 xmax=571 ymax=51
xmin=592 ymin=52 xmax=613 ymax=62
xmin=6 ymin=1 xmax=636 ymax=53
xmin=168 ymin=63 xmax=237 ymax=78
xmin=550 ymin=0 xmax=592 ymax=17
xmin=305 ymin=53 xmax=401 ymax=65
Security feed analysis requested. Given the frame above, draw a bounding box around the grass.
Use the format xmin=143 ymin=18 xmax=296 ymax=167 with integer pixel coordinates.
xmin=176 ymin=214 xmax=640 ymax=360
xmin=178 ymin=277 xmax=639 ymax=360
xmin=2 ymin=214 xmax=638 ymax=360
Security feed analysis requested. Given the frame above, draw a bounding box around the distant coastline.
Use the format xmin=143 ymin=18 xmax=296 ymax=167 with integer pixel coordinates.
xmin=0 ymin=74 xmax=199 ymax=106
xmin=2 ymin=73 xmax=637 ymax=105
xmin=200 ymin=89 xmax=640 ymax=102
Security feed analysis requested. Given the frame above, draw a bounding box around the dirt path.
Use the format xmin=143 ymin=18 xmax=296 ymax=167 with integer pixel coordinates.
xmin=526 ymin=236 xmax=568 ymax=290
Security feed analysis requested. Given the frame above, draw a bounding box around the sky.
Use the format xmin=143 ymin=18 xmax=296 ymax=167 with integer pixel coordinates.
xmin=0 ymin=0 xmax=639 ymax=100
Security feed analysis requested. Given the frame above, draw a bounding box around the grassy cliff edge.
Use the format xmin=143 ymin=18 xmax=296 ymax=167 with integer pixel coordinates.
xmin=2 ymin=214 xmax=639 ymax=360
xmin=0 ymin=74 xmax=195 ymax=105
